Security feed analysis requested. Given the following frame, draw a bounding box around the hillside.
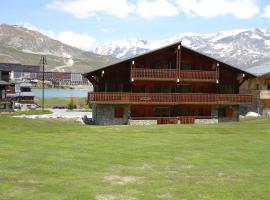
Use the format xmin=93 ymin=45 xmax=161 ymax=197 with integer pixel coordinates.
xmin=95 ymin=28 xmax=270 ymax=70
xmin=0 ymin=24 xmax=116 ymax=73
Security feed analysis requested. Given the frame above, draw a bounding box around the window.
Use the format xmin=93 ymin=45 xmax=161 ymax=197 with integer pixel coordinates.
xmin=20 ymin=87 xmax=31 ymax=92
xmin=105 ymin=82 xmax=123 ymax=92
xmin=153 ymin=85 xmax=171 ymax=93
xmin=152 ymin=60 xmax=170 ymax=69
xmin=267 ymin=84 xmax=270 ymax=90
xmin=217 ymin=85 xmax=234 ymax=94
xmin=181 ymin=62 xmax=193 ymax=70
xmin=0 ymin=104 xmax=6 ymax=109
xmin=218 ymin=108 xmax=226 ymax=117
xmin=255 ymin=84 xmax=259 ymax=90
xmin=175 ymin=107 xmax=192 ymax=116
xmin=176 ymin=85 xmax=192 ymax=93
xmin=114 ymin=107 xmax=124 ymax=118
xmin=154 ymin=107 xmax=170 ymax=117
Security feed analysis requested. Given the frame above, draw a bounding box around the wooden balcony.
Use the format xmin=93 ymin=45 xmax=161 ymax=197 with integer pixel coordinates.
xmin=130 ymin=116 xmax=215 ymax=124
xmin=131 ymin=68 xmax=218 ymax=82
xmin=131 ymin=68 xmax=177 ymax=81
xmin=88 ymin=92 xmax=253 ymax=105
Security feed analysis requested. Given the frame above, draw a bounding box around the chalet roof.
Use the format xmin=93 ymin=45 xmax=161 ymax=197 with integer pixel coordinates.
xmin=83 ymin=41 xmax=255 ymax=78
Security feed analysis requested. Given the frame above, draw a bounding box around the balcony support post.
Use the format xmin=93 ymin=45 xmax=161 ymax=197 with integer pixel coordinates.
xmin=216 ymin=63 xmax=220 ymax=84
xmin=130 ymin=60 xmax=135 ymax=82
xmin=177 ymin=43 xmax=181 ymax=82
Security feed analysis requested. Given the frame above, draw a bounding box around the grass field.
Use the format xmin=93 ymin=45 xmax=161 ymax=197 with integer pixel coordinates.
xmin=35 ymin=97 xmax=88 ymax=108
xmin=0 ymin=116 xmax=269 ymax=200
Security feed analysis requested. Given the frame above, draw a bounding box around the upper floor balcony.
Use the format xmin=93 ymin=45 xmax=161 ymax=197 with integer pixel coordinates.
xmin=88 ymin=92 xmax=252 ymax=105
xmin=130 ymin=68 xmax=219 ymax=83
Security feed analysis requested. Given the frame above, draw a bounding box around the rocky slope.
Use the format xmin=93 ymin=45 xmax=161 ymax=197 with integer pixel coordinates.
xmin=0 ymin=24 xmax=116 ymax=73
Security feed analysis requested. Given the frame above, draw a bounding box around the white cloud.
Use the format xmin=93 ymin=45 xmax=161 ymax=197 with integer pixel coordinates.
xmin=47 ymin=0 xmax=134 ymax=19
xmin=20 ymin=23 xmax=95 ymax=50
xmin=176 ymin=0 xmax=260 ymax=19
xmin=47 ymin=0 xmax=261 ymax=19
xmin=55 ymin=31 xmax=95 ymax=50
xmin=263 ymin=4 xmax=270 ymax=18
xmin=136 ymin=0 xmax=179 ymax=19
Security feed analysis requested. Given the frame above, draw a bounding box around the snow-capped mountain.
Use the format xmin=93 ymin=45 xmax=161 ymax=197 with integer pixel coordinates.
xmin=95 ymin=28 xmax=270 ymax=70
xmin=0 ymin=24 xmax=116 ymax=72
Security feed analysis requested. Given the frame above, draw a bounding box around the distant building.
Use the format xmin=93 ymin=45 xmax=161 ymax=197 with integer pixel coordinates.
xmin=84 ymin=42 xmax=254 ymax=125
xmin=7 ymin=82 xmax=36 ymax=110
xmin=241 ymin=71 xmax=270 ymax=115
xmin=0 ymin=63 xmax=41 ymax=73
xmin=0 ymin=70 xmax=14 ymax=112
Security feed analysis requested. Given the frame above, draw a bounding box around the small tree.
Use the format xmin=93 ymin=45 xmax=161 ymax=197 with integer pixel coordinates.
xmin=67 ymin=97 xmax=77 ymax=110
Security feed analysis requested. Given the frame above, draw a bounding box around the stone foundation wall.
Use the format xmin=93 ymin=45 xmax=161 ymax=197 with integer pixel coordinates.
xmin=194 ymin=118 xmax=218 ymax=124
xmin=91 ymin=104 xmax=130 ymax=125
xmin=128 ymin=119 xmax=157 ymax=126
xmin=211 ymin=105 xmax=239 ymax=122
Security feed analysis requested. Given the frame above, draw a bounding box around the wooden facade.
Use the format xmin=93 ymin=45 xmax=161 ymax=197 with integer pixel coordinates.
xmin=84 ymin=43 xmax=254 ymax=125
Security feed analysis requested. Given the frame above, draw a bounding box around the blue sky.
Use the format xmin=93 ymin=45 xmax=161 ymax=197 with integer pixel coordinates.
xmin=0 ymin=0 xmax=270 ymax=50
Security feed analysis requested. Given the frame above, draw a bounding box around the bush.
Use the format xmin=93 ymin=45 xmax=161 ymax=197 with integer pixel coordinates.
xmin=67 ymin=97 xmax=77 ymax=110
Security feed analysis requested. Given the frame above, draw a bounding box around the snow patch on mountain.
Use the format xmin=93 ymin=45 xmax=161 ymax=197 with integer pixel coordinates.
xmin=95 ymin=28 xmax=270 ymax=70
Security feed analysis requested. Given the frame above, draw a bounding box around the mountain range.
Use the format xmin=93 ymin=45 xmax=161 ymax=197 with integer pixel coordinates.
xmin=95 ymin=28 xmax=270 ymax=70
xmin=0 ymin=24 xmax=116 ymax=73
xmin=0 ymin=23 xmax=270 ymax=73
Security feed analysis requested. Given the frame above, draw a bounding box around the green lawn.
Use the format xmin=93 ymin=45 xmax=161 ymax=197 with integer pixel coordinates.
xmin=0 ymin=116 xmax=270 ymax=200
xmin=35 ymin=97 xmax=88 ymax=108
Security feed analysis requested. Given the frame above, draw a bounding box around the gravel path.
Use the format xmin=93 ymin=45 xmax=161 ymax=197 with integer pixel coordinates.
xmin=15 ymin=109 xmax=92 ymax=123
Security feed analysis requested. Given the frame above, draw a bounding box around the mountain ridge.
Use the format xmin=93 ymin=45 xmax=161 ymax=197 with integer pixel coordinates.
xmin=0 ymin=24 xmax=116 ymax=73
xmin=94 ymin=28 xmax=270 ymax=70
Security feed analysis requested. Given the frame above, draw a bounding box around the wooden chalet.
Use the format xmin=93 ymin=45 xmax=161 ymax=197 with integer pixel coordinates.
xmin=84 ymin=42 xmax=255 ymax=125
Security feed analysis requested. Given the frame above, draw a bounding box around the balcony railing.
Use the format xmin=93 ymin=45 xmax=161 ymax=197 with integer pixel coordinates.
xmin=132 ymin=68 xmax=177 ymax=81
xmin=131 ymin=68 xmax=218 ymax=82
xmin=88 ymin=92 xmax=253 ymax=105
xmin=130 ymin=116 xmax=216 ymax=124
xmin=180 ymin=70 xmax=218 ymax=82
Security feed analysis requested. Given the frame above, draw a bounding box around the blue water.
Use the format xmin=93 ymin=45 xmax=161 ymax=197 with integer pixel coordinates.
xmin=32 ymin=89 xmax=90 ymax=98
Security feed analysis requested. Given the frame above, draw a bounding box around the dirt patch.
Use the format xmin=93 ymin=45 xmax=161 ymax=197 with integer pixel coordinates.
xmin=96 ymin=194 xmax=136 ymax=200
xmin=104 ymin=175 xmax=144 ymax=185
xmin=157 ymin=192 xmax=174 ymax=199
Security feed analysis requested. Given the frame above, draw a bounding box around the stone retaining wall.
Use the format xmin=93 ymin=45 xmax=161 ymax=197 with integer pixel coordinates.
xmin=128 ymin=119 xmax=157 ymax=126
xmin=194 ymin=118 xmax=218 ymax=124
